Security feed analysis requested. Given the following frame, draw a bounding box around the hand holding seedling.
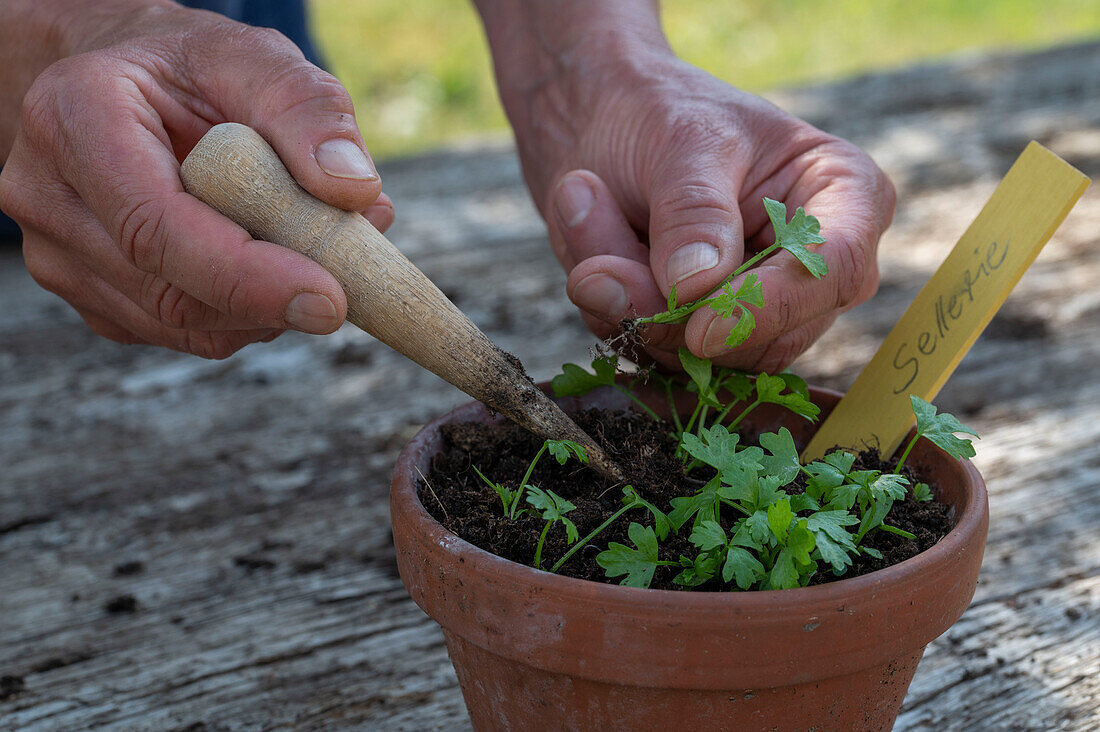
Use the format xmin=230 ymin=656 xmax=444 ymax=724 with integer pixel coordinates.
xmin=476 ymin=1 xmax=895 ymax=374
xmin=0 ymin=1 xmax=391 ymax=358
xmin=2 ymin=0 xmax=891 ymax=373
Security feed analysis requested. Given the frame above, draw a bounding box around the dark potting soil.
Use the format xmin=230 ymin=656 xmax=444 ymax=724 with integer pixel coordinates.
xmin=420 ymin=408 xmax=952 ymax=591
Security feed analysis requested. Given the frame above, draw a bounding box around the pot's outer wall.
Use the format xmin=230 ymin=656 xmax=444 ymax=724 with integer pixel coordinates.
xmin=391 ymin=382 xmax=989 ymax=730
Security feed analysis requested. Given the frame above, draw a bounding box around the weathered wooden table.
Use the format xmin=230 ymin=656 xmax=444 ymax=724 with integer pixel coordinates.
xmin=3 ymin=42 xmax=1098 ymax=730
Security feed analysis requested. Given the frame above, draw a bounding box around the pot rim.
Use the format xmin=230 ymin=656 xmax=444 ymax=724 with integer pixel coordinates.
xmin=394 ymin=383 xmax=987 ymax=609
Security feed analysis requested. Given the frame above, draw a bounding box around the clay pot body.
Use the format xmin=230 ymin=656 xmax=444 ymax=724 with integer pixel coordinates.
xmin=391 ymin=382 xmax=988 ymax=731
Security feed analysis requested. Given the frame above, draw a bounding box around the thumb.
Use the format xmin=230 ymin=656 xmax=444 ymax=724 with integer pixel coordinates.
xmin=182 ymin=24 xmax=382 ymax=213
xmin=646 ymin=158 xmax=745 ymax=303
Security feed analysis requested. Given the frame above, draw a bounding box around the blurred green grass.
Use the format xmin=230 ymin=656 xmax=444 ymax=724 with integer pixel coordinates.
xmin=310 ymin=0 xmax=1100 ymax=158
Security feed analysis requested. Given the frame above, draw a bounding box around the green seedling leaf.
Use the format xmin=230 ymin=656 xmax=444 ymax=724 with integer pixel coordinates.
xmin=473 ymin=465 xmax=514 ymax=514
xmin=855 ymin=494 xmax=893 ymax=543
xmin=755 ymin=373 xmax=821 ymax=422
xmin=734 ymin=273 xmax=765 ymax=307
xmin=812 ymin=531 xmax=854 ymax=575
xmin=674 ymin=549 xmax=723 ymax=587
xmin=551 ymin=356 xmax=618 ymax=397
xmin=871 ymin=472 xmax=909 ymax=501
xmin=597 ymin=522 xmax=665 ymax=588
xmin=790 ymin=493 xmax=822 ymax=513
xmin=824 ymin=450 xmax=857 ymax=473
xmin=763 ymin=198 xmax=828 ymax=279
xmin=753 ymin=473 xmax=787 ymax=510
xmin=767 ymin=497 xmax=795 ymax=543
xmin=804 ymin=457 xmax=848 ymax=500
xmin=805 ymin=510 xmax=859 ymax=574
xmin=722 ymin=305 xmax=757 ymax=349
xmin=678 ymin=347 xmax=713 ymax=396
xmin=706 ymin=282 xmax=742 ymax=321
xmin=787 ymin=519 xmax=817 ymax=566
xmin=680 ymin=425 xmax=747 ymax=479
xmin=861 ymin=545 xmax=883 ymax=560
xmin=911 ymin=396 xmax=980 ymax=460
xmin=759 ymin=428 xmax=801 ymax=486
xmin=525 ymin=487 xmax=579 ymax=542
xmin=723 ymin=546 xmax=766 ymax=589
xmin=706 ymin=274 xmax=765 ymax=348
xmin=622 ymin=486 xmax=672 ymax=540
xmin=689 ymin=519 xmax=728 ymax=551
xmin=546 ymin=439 xmax=588 ymax=465
xmin=729 ymin=513 xmax=764 ymax=551
xmin=912 ymin=482 xmax=933 ymax=502
xmin=778 ymin=372 xmax=811 ymax=401
xmin=669 ymin=478 xmax=721 ymax=530
xmin=768 ymin=549 xmax=801 ymax=589
xmin=746 ymin=509 xmax=773 ymax=546
xmin=824 ymin=481 xmax=860 ymax=512
xmin=719 ymin=370 xmax=755 ymax=402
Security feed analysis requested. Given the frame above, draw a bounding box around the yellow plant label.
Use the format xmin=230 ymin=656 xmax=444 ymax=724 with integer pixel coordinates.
xmin=802 ymin=142 xmax=1089 ymax=462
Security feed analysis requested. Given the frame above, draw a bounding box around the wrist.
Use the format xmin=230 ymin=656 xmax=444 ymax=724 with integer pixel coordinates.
xmin=475 ymin=0 xmax=673 ymax=112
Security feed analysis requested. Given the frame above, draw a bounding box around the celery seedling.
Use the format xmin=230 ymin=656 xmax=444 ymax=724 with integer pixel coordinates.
xmin=894 ymin=396 xmax=979 ymax=473
xmin=633 ymin=198 xmax=828 ymax=349
xmin=525 ymin=486 xmax=579 ymax=569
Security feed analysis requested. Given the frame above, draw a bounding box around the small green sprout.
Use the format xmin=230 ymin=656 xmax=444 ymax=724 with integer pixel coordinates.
xmin=473 ymin=438 xmax=589 ymax=518
xmin=895 ymin=395 xmax=979 ymax=473
xmin=595 ymin=522 xmax=678 ymax=588
xmin=525 ymin=486 xmax=579 ymax=569
xmin=633 ymin=198 xmax=828 ymax=349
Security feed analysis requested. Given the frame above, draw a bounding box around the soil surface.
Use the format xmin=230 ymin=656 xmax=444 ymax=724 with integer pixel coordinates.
xmin=421 ymin=408 xmax=951 ymax=590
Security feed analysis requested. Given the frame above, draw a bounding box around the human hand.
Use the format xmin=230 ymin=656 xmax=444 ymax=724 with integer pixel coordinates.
xmin=478 ymin=3 xmax=894 ymax=372
xmin=0 ymin=1 xmax=392 ymax=358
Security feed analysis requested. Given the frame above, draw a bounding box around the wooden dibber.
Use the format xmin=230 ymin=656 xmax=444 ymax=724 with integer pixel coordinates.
xmin=802 ymin=142 xmax=1089 ymax=462
xmin=180 ymin=123 xmax=623 ymax=480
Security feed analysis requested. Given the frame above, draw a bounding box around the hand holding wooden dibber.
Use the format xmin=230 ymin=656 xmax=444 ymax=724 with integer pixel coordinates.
xmin=803 ymin=143 xmax=1089 ymax=462
xmin=181 ymin=123 xmax=623 ymax=480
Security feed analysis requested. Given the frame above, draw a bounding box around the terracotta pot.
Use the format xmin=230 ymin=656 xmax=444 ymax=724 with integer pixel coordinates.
xmin=390 ymin=382 xmax=988 ymax=731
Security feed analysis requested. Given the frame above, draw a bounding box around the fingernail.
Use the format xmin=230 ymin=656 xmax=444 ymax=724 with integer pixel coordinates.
xmin=554 ymin=176 xmax=595 ymax=227
xmin=666 ymin=242 xmax=719 ymax=287
xmin=702 ymin=315 xmax=736 ymax=357
xmin=571 ymin=274 xmax=629 ymax=319
xmin=285 ymin=293 xmax=339 ymax=334
xmin=315 ymin=138 xmax=379 ymax=181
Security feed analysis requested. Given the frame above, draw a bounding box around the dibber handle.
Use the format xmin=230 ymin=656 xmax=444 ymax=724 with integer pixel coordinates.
xmin=180 ymin=123 xmax=623 ymax=480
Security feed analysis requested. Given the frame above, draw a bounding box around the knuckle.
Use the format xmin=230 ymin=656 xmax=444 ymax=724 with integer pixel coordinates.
xmin=19 ymin=74 xmax=60 ymax=143
xmin=208 ymin=265 xmax=253 ymax=322
xmin=752 ymin=338 xmax=803 ymax=375
xmin=639 ymin=321 xmax=686 ymax=353
xmin=658 ymin=182 xmax=736 ymax=219
xmin=139 ymin=274 xmax=192 ymax=329
xmin=264 ymin=64 xmax=355 ymax=122
xmin=833 ymin=239 xmax=870 ymax=310
xmin=117 ymin=196 xmax=169 ymax=273
xmin=768 ymin=294 xmax=804 ymax=339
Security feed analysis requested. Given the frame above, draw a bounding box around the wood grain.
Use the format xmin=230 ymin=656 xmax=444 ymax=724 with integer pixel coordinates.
xmin=2 ymin=41 xmax=1099 ymax=730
